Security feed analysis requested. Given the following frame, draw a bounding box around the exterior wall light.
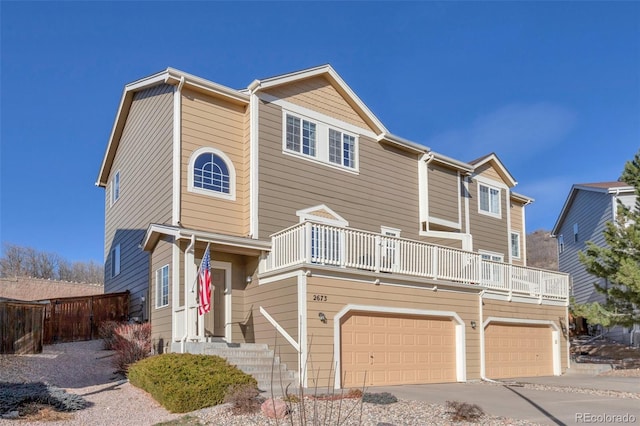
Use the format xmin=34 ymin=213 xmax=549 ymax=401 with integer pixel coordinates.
xmin=470 ymin=321 xmax=477 ymax=329
xmin=318 ymin=312 xmax=327 ymax=323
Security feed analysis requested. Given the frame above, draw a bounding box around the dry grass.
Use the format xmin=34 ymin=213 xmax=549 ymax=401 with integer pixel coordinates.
xmin=15 ymin=403 xmax=74 ymax=422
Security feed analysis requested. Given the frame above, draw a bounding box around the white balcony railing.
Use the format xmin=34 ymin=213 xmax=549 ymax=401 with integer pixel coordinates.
xmin=266 ymin=221 xmax=569 ymax=302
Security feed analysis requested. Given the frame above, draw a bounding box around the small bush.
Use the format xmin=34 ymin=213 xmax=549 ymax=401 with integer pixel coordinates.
xmin=362 ymin=392 xmax=397 ymax=405
xmin=127 ymin=353 xmax=257 ymax=413
xmin=112 ymin=322 xmax=152 ymax=372
xmin=345 ymin=388 xmax=363 ymax=399
xmin=98 ymin=320 xmax=124 ymax=350
xmin=223 ymin=383 xmax=264 ymax=415
xmin=446 ymin=400 xmax=484 ymax=421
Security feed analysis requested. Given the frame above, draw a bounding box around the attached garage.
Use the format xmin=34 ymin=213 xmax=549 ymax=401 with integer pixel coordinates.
xmin=340 ymin=312 xmax=457 ymax=387
xmin=484 ymin=323 xmax=554 ymax=379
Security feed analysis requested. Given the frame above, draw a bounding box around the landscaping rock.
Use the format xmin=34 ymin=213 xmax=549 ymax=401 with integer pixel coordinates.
xmin=260 ymin=398 xmax=288 ymax=419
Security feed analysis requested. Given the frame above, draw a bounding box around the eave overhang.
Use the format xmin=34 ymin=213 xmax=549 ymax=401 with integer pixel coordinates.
xmin=143 ymin=223 xmax=271 ymax=254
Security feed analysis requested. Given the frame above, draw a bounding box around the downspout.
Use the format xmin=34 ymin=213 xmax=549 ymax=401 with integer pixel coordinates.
xmin=181 ymin=234 xmax=196 ymax=353
xmin=172 ymin=76 xmax=185 ymax=227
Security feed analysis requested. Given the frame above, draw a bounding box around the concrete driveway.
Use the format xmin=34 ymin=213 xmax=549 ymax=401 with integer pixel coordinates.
xmin=369 ymin=375 xmax=640 ymax=425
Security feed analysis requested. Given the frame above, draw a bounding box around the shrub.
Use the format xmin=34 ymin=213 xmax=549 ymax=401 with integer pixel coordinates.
xmin=112 ymin=322 xmax=152 ymax=372
xmin=98 ymin=320 xmax=124 ymax=350
xmin=127 ymin=353 xmax=257 ymax=413
xmin=223 ymin=383 xmax=264 ymax=415
xmin=362 ymin=392 xmax=397 ymax=405
xmin=446 ymin=400 xmax=484 ymax=421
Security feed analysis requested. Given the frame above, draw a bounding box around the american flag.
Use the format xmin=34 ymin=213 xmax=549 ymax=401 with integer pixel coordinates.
xmin=198 ymin=246 xmax=211 ymax=315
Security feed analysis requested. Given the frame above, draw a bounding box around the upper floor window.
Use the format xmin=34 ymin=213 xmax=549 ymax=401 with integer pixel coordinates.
xmin=558 ymin=234 xmax=565 ymax=253
xmin=111 ymin=243 xmax=121 ymax=278
xmin=478 ymin=183 xmax=501 ymax=218
xmin=155 ymin=264 xmax=169 ymax=308
xmin=510 ymin=232 xmax=521 ymax=259
xmin=188 ymin=147 xmax=236 ymax=201
xmin=111 ymin=171 xmax=120 ymax=206
xmin=286 ymin=114 xmax=316 ymax=156
xmin=329 ymin=129 xmax=356 ymax=168
xmin=282 ymin=111 xmax=359 ymax=172
xmin=573 ymin=223 xmax=579 ymax=243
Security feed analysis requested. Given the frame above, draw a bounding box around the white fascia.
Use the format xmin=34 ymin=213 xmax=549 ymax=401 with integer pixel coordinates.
xmin=250 ymin=93 xmax=259 ymax=238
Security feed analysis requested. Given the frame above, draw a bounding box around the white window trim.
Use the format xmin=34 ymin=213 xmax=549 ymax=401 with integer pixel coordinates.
xmin=110 ymin=170 xmax=120 ymax=206
xmin=476 ymin=179 xmax=502 ymax=219
xmin=296 ymin=204 xmax=349 ymax=227
xmin=479 ymin=250 xmax=504 ymax=262
xmin=558 ymin=234 xmax=565 ymax=253
xmin=155 ymin=264 xmax=170 ymax=309
xmin=187 ymin=147 xmax=236 ymax=201
xmin=510 ymin=231 xmax=521 ymax=259
xmin=111 ymin=243 xmax=121 ymax=278
xmin=281 ymin=109 xmax=360 ymax=174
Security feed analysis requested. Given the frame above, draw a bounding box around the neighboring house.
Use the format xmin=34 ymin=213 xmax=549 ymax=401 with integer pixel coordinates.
xmin=96 ymin=65 xmax=569 ymax=388
xmin=0 ymin=277 xmax=104 ymax=301
xmin=552 ymin=181 xmax=639 ymax=345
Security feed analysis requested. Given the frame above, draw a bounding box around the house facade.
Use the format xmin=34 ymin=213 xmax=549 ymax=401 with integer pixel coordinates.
xmin=97 ymin=65 xmax=569 ymax=388
xmin=552 ymin=181 xmax=639 ymax=345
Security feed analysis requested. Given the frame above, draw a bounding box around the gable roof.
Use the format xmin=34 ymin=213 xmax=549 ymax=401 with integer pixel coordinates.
xmin=96 ymin=67 xmax=249 ymax=187
xmin=551 ymin=181 xmax=635 ymax=235
xmin=469 ymin=152 xmax=517 ymax=187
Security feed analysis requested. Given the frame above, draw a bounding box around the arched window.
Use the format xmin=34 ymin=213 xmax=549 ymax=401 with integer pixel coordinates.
xmin=188 ymin=147 xmax=236 ymax=200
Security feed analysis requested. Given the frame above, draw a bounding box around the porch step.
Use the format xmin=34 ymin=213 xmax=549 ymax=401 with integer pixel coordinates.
xmin=567 ymin=360 xmax=613 ymax=375
xmin=178 ymin=341 xmax=297 ymax=395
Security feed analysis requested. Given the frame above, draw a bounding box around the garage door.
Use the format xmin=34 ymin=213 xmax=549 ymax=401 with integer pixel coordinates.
xmin=485 ymin=323 xmax=553 ymax=379
xmin=341 ymin=312 xmax=456 ymax=387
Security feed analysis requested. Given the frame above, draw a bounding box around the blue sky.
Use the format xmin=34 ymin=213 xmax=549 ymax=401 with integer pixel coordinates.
xmin=1 ymin=1 xmax=638 ymax=264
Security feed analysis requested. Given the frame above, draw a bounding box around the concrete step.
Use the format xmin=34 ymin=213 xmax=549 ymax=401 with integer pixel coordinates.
xmin=203 ymin=348 xmax=275 ymax=358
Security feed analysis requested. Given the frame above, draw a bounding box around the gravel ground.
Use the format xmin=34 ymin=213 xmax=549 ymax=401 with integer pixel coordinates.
xmin=0 ymin=340 xmax=636 ymax=425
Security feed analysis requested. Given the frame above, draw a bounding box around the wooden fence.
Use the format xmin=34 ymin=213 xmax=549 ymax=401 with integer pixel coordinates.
xmin=0 ymin=299 xmax=47 ymax=354
xmin=43 ymin=291 xmax=129 ymax=344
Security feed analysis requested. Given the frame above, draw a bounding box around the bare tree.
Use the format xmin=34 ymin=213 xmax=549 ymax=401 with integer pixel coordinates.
xmin=0 ymin=243 xmax=103 ymax=284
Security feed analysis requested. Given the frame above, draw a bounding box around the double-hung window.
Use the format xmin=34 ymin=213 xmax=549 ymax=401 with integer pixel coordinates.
xmin=480 ymin=252 xmax=503 ymax=284
xmin=286 ymin=114 xmax=316 ymax=157
xmin=329 ymin=129 xmax=356 ymax=169
xmin=282 ymin=110 xmax=359 ymax=172
xmin=111 ymin=244 xmax=121 ymax=278
xmin=478 ymin=183 xmax=501 ymax=217
xmin=111 ymin=171 xmax=120 ymax=206
xmin=156 ymin=264 xmax=169 ymax=308
xmin=510 ymin=232 xmax=521 ymax=259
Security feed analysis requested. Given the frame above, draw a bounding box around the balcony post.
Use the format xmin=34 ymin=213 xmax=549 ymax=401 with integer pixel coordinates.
xmin=507 ymin=264 xmax=512 ymax=301
xmin=304 ymin=222 xmax=312 ymax=264
xmin=432 ymin=247 xmax=438 ymax=279
xmin=374 ymin=235 xmax=381 ymax=273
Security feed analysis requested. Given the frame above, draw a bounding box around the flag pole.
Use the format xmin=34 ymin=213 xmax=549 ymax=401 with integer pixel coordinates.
xmin=191 ymin=242 xmax=211 ymax=293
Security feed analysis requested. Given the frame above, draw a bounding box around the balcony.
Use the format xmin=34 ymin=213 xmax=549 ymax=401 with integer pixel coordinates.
xmin=265 ymin=221 xmax=569 ymax=303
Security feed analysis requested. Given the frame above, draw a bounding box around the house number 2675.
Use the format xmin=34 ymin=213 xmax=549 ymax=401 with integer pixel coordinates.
xmin=313 ymin=294 xmax=327 ymax=302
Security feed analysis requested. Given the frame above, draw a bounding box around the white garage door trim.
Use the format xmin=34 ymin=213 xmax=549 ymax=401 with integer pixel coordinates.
xmin=482 ymin=317 xmax=561 ymax=377
xmin=333 ymin=304 xmax=466 ymax=389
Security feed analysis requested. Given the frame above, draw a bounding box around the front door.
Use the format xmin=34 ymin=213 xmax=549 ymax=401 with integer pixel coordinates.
xmin=212 ymin=268 xmax=226 ymax=337
xmin=202 ymin=261 xmax=232 ymax=341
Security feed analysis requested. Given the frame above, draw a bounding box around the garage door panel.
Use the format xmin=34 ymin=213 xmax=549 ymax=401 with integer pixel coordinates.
xmin=485 ymin=323 xmax=552 ymax=379
xmin=341 ymin=312 xmax=456 ymax=387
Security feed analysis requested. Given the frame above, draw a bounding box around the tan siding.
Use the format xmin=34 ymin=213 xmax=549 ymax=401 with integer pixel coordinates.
xmin=150 ymin=237 xmax=174 ymax=354
xmin=180 ymin=89 xmax=249 ymax=236
xmin=510 ymin=201 xmax=525 ymax=266
xmin=306 ymin=276 xmax=480 ymax=387
xmin=104 ymin=84 xmax=174 ymax=314
xmin=258 ymin=101 xmax=419 ymax=239
xmin=482 ymin=299 xmax=569 ymax=372
xmin=263 ymin=76 xmax=373 ymax=132
xmin=469 ymin=182 xmax=509 ymax=257
xmin=428 ymin=164 xmax=460 ymax=226
xmin=474 ymin=163 xmax=503 ymax=183
xmin=244 ymin=277 xmax=299 ymax=375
